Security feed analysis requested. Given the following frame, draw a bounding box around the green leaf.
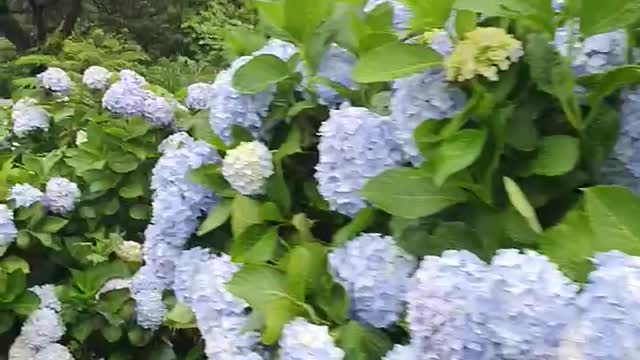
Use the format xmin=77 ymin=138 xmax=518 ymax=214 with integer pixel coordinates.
xmin=146 ymin=342 xmax=177 ymax=360
xmin=336 ymin=321 xmax=393 ymax=359
xmin=455 ymin=10 xmax=477 ymax=37
xmin=395 ymin=219 xmax=482 ymax=257
xmin=362 ymin=168 xmax=467 ymax=219
xmin=0 ymin=312 xmax=15 ymax=334
xmin=108 ymin=154 xmax=140 ymax=173
xmin=119 ymin=176 xmax=146 ymax=199
xmin=526 ymin=135 xmax=579 ymax=176
xmin=332 ymin=208 xmax=376 ymax=246
xmin=314 ymin=282 xmax=349 ymax=324
xmin=580 ymin=65 xmax=640 ymax=106
xmin=353 ymin=43 xmax=442 ymax=83
xmin=503 ymin=177 xmax=542 ymax=233
xmin=505 ymin=111 xmax=539 ymax=151
xmin=584 ymin=186 xmax=640 ymax=255
xmin=427 ymin=129 xmax=487 ymax=186
xmin=11 ymin=291 xmax=40 ymax=316
xmin=262 ymin=298 xmax=302 ymax=345
xmin=39 ymin=216 xmax=69 ymax=233
xmin=232 ymin=226 xmax=280 ymax=264
xmin=71 ymin=316 xmax=100 ymax=342
xmin=291 ymin=213 xmax=315 ymax=242
xmin=0 ymin=256 xmax=29 ymax=274
xmin=579 ymin=0 xmax=640 ymax=36
xmin=226 ymin=265 xmax=288 ymax=312
xmin=283 ymin=0 xmax=333 ymax=42
xmin=231 ymin=195 xmax=264 ymax=237
xmin=101 ymin=324 xmax=123 ymax=343
xmin=128 ymin=326 xmax=153 ymax=347
xmin=403 ymin=0 xmax=456 ymax=29
xmin=286 ymin=246 xmax=311 ymax=301
xmin=232 ymin=55 xmax=291 ymax=94
xmin=166 ymin=303 xmax=196 ymax=327
xmin=197 ymin=199 xmax=232 ymax=236
xmin=540 ymin=208 xmax=594 ymax=282
xmin=454 ymin=0 xmax=553 ymax=31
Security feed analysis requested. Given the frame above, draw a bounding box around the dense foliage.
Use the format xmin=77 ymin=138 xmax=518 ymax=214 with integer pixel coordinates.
xmin=1 ymin=0 xmax=640 ymax=359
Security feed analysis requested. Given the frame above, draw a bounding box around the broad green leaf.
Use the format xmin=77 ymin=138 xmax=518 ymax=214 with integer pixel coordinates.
xmin=395 ymin=219 xmax=482 ymax=257
xmin=454 ymin=0 xmax=553 ymax=31
xmin=119 ymin=176 xmax=146 ymax=199
xmin=146 ymin=342 xmax=177 ymax=360
xmin=197 ymin=199 xmax=232 ymax=236
xmin=353 ymin=43 xmax=442 ymax=83
xmin=403 ymin=0 xmax=456 ymax=29
xmin=503 ymin=177 xmax=542 ymax=233
xmin=583 ymin=104 xmax=620 ymax=168
xmin=284 ymin=0 xmax=333 ymax=42
xmin=39 ymin=216 xmax=69 ymax=233
xmin=455 ymin=10 xmax=477 ymax=37
xmin=71 ymin=316 xmax=101 ymax=342
xmin=540 ymin=208 xmax=594 ymax=282
xmin=128 ymin=326 xmax=153 ymax=347
xmin=505 ymin=111 xmax=539 ymax=151
xmin=108 ymin=154 xmax=140 ymax=173
xmin=291 ymin=213 xmax=315 ymax=242
xmin=579 ymin=0 xmax=640 ymax=36
xmin=0 ymin=256 xmax=29 ymax=274
xmin=0 ymin=312 xmax=15 ymax=334
xmin=226 ymin=265 xmax=288 ymax=312
xmin=11 ymin=291 xmax=39 ymax=316
xmin=188 ymin=165 xmax=232 ymax=195
xmin=231 ymin=195 xmax=263 ymax=236
xmin=336 ymin=321 xmax=393 ymax=359
xmin=527 ymin=135 xmax=579 ymax=176
xmin=362 ymin=168 xmax=467 ymax=219
xmin=314 ymin=282 xmax=349 ymax=324
xmin=232 ymin=55 xmax=290 ymax=94
xmin=332 ymin=208 xmax=376 ymax=246
xmin=232 ymin=226 xmax=280 ymax=264
xmin=101 ymin=324 xmax=123 ymax=343
xmin=286 ymin=246 xmax=311 ymax=301
xmin=584 ymin=186 xmax=640 ymax=255
xmin=166 ymin=303 xmax=196 ymax=327
xmin=580 ymin=65 xmax=640 ymax=106
xmin=427 ymin=129 xmax=487 ymax=186
xmin=262 ymin=298 xmax=302 ymax=345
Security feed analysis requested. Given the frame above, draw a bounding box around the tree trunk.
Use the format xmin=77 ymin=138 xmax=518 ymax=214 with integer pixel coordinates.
xmin=61 ymin=0 xmax=82 ymax=37
xmin=0 ymin=14 xmax=32 ymax=50
xmin=28 ymin=0 xmax=47 ymax=44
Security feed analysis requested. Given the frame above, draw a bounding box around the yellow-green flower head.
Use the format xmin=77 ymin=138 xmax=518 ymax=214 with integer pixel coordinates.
xmin=446 ymin=27 xmax=524 ymax=82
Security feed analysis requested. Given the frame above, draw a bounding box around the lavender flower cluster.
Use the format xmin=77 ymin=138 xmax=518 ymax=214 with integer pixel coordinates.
xmin=11 ymin=98 xmax=50 ymax=138
xmin=9 ymin=178 xmax=80 ymax=215
xmin=554 ymin=26 xmax=627 ymax=76
xmin=9 ymin=285 xmax=73 ymax=360
xmin=36 ymin=67 xmax=72 ymax=96
xmin=131 ymin=133 xmax=220 ymax=329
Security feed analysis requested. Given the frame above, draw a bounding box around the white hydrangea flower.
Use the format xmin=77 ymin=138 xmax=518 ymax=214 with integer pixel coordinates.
xmin=36 ymin=67 xmax=72 ymax=95
xmin=222 ymin=141 xmax=274 ymax=195
xmin=0 ymin=204 xmax=17 ymax=246
xmin=33 ymin=343 xmax=74 ymax=360
xmin=279 ymin=318 xmax=345 ymax=360
xmin=9 ymin=184 xmax=43 ymax=208
xmin=82 ymin=65 xmax=112 ymax=90
xmin=75 ymin=130 xmax=88 ymax=146
xmin=11 ymin=98 xmax=50 ymax=138
xmin=115 ymin=241 xmax=142 ymax=262
xmin=42 ymin=177 xmax=81 ymax=214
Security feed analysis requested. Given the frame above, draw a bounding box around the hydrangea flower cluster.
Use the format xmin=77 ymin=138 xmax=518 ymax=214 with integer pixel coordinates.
xmin=315 ymin=107 xmax=404 ymax=217
xmin=222 ymin=141 xmax=274 ymax=195
xmin=102 ymin=69 xmax=149 ymax=117
xmin=559 ymin=251 xmax=640 ymax=360
xmin=173 ymin=248 xmax=263 ymax=359
xmin=364 ymin=0 xmax=412 ymax=32
xmin=185 ymin=82 xmax=212 ymax=110
xmin=424 ymin=29 xmax=455 ymax=57
xmin=390 ymin=68 xmax=466 ymax=164
xmin=9 ymin=285 xmax=72 ymax=360
xmin=82 ymin=65 xmax=112 ymax=90
xmin=473 ymin=250 xmax=578 ymax=359
xmin=554 ymin=26 xmax=627 ymax=76
xmin=115 ymin=240 xmax=142 ymax=262
xmin=141 ymin=94 xmax=175 ymax=127
xmin=208 ymin=39 xmax=297 ymax=145
xmin=328 ymin=233 xmax=417 ymax=328
xmin=42 ymin=177 xmax=81 ymax=215
xmin=11 ymin=98 xmax=50 ymax=138
xmin=602 ymin=88 xmax=640 ymax=192
xmin=131 ymin=133 xmax=220 ymax=329
xmin=301 ymin=45 xmax=357 ymax=107
xmin=382 ymin=344 xmax=416 ymax=360
xmin=0 ymin=204 xmax=17 ymax=246
xmin=446 ymin=27 xmax=524 ymax=81
xmin=407 ymin=250 xmax=488 ymax=359
xmin=36 ymin=67 xmax=72 ymax=95
xmin=279 ymin=317 xmax=345 ymax=360
xmin=75 ymin=130 xmax=88 ymax=146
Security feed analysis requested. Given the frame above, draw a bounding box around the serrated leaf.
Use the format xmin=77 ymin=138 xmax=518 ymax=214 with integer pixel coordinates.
xmin=579 ymin=0 xmax=640 ymax=36
xmin=11 ymin=291 xmax=39 ymax=316
xmin=226 ymin=265 xmax=288 ymax=312
xmin=231 ymin=195 xmax=263 ymax=237
xmin=427 ymin=129 xmax=487 ymax=186
xmin=232 ymin=226 xmax=280 ymax=264
xmin=362 ymin=168 xmax=467 ymax=219
xmin=336 ymin=321 xmax=393 ymax=359
xmin=232 ymin=55 xmax=290 ymax=94
xmin=197 ymin=199 xmax=232 ymax=236
xmin=353 ymin=43 xmax=442 ymax=83
xmin=262 ymin=298 xmax=302 ymax=345
xmin=503 ymin=177 xmax=542 ymax=233
xmin=39 ymin=216 xmax=69 ymax=233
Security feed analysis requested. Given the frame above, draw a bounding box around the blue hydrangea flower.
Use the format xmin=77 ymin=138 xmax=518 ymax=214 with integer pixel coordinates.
xmin=554 ymin=27 xmax=627 ymax=76
xmin=222 ymin=141 xmax=274 ymax=195
xmin=390 ymin=69 xmax=466 ymax=164
xmin=185 ymin=83 xmax=212 ymax=110
xmin=142 ymin=94 xmax=175 ymax=127
xmin=33 ymin=344 xmax=74 ymax=360
xmin=279 ymin=317 xmax=345 ymax=360
xmin=102 ymin=69 xmax=149 ymax=117
xmin=364 ymin=0 xmax=412 ymax=32
xmin=36 ymin=67 xmax=72 ymax=95
xmin=407 ymin=250 xmax=489 ymax=359
xmin=382 ymin=344 xmax=417 ymax=360
xmin=315 ymin=106 xmax=404 ymax=217
xmin=328 ymin=233 xmax=417 ymax=328
xmin=131 ymin=133 xmax=220 ymax=329
xmin=209 ymin=40 xmax=297 ymax=145
xmin=556 ymin=251 xmax=640 ymax=360
xmin=173 ymin=248 xmax=263 ymax=359
xmin=0 ymin=204 xmax=17 ymax=246
xmin=9 ymin=183 xmax=43 ymax=208
xmin=9 ymin=284 xmax=66 ymax=359
xmin=472 ymin=249 xmax=578 ymax=360
xmin=427 ymin=30 xmax=454 ymax=57
xmin=82 ymin=65 xmax=112 ymax=90
xmin=602 ymin=88 xmax=640 ymax=192
xmin=301 ymin=45 xmax=357 ymax=107
xmin=11 ymin=98 xmax=50 ymax=138
xmin=42 ymin=177 xmax=80 ymax=215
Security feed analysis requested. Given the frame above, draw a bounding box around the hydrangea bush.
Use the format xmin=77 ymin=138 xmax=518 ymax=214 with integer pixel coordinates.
xmin=1 ymin=0 xmax=640 ymax=359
